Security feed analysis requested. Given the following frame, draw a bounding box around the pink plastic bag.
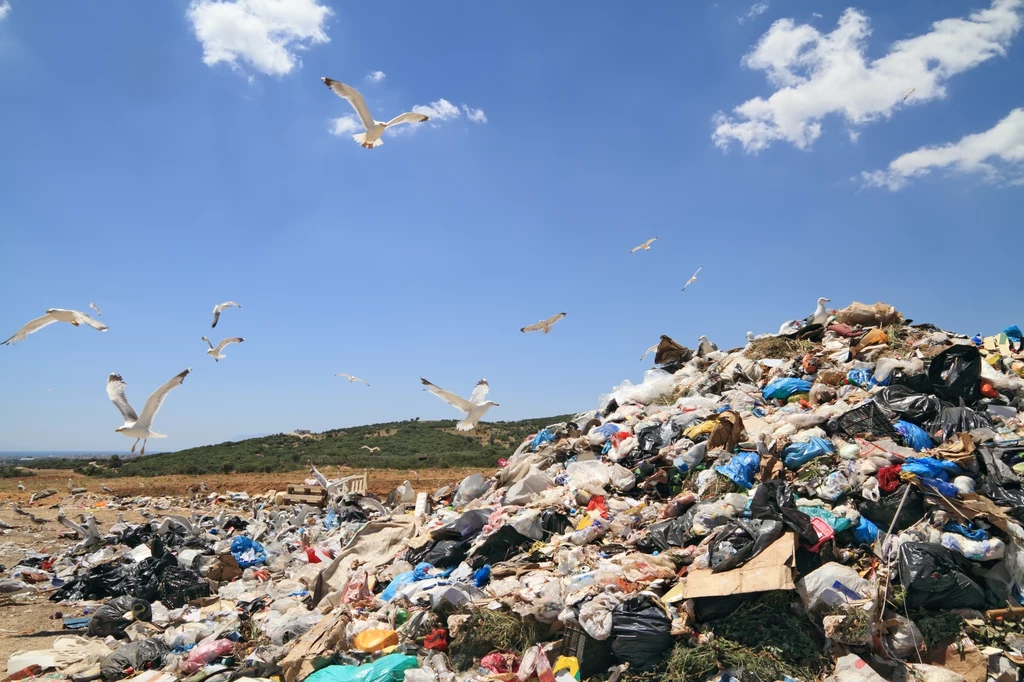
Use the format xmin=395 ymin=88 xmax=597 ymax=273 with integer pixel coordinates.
xmin=180 ymin=639 xmax=233 ymax=673
xmin=518 ymin=645 xmax=555 ymax=682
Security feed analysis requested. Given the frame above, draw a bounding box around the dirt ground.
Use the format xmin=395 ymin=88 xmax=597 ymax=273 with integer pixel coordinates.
xmin=0 ymin=466 xmax=484 ymax=669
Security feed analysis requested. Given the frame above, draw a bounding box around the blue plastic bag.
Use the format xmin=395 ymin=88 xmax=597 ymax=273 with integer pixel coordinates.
xmin=531 ymin=429 xmax=556 ymax=451
xmin=762 ymin=378 xmax=812 ymax=401
xmin=894 ymin=420 xmax=935 ymax=452
xmin=846 ymin=369 xmax=872 ymax=388
xmin=380 ymin=562 xmax=433 ymax=602
xmin=782 ymin=438 xmax=834 ymax=470
xmin=593 ymin=423 xmax=620 ymax=438
xmin=304 ymin=654 xmax=418 ymax=682
xmin=323 ymin=507 xmax=339 ymax=530
xmin=852 ymin=516 xmax=879 ymax=544
xmin=943 ymin=522 xmax=989 ymax=541
xmin=902 ymin=457 xmax=960 ymax=481
xmin=230 ymin=536 xmax=266 ymax=568
xmin=471 ymin=565 xmax=491 ymax=587
xmin=1004 ymin=325 xmax=1023 ymax=350
xmin=919 ymin=476 xmax=960 ymax=498
xmin=714 ymin=451 xmax=760 ymax=489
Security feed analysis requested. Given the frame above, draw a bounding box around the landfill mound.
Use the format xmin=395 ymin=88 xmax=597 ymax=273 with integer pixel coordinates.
xmin=6 ymin=301 xmax=1024 ymax=682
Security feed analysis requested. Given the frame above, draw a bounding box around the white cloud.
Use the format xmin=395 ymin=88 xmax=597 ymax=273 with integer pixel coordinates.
xmin=811 ymin=12 xmax=823 ymax=19
xmin=412 ymin=98 xmax=461 ymax=121
xmin=739 ymin=2 xmax=770 ymax=24
xmin=861 ymin=108 xmax=1024 ymax=190
xmin=462 ymin=105 xmax=488 ymax=123
xmin=187 ymin=0 xmax=332 ymax=77
xmin=329 ymin=114 xmax=362 ymax=137
xmin=366 ymin=70 xmax=386 ymax=83
xmin=848 ymin=130 xmax=860 ymax=143
xmin=713 ymin=0 xmax=1024 ymax=153
xmin=0 ymin=1 xmax=10 ymax=21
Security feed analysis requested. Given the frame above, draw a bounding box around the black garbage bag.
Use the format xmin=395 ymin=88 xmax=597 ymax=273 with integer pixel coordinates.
xmin=88 ymin=595 xmax=152 ymax=638
xmin=637 ymin=517 xmax=692 ymax=553
xmin=157 ymin=565 xmax=210 ymax=608
xmin=929 ymin=345 xmax=982 ymax=404
xmin=406 ymin=537 xmax=473 ymax=569
xmin=837 ymin=401 xmax=897 ymax=438
xmin=859 ymin=484 xmax=925 ymax=533
xmin=540 ymin=509 xmax=572 ymax=536
xmin=898 ymin=542 xmax=988 ymax=611
xmin=100 ymin=638 xmax=170 ymax=681
xmin=928 ymin=401 xmax=992 ymax=443
xmin=610 ymin=596 xmax=674 ymax=672
xmin=635 ymin=421 xmax=683 ymax=454
xmin=709 ymin=518 xmax=784 ymax=573
xmin=334 ymin=505 xmax=367 ymax=523
xmin=873 ymin=385 xmax=943 ymax=425
xmin=750 ymin=480 xmax=818 ymax=546
xmin=432 ymin=509 xmax=492 ymax=541
xmin=468 ymin=526 xmax=534 ymax=568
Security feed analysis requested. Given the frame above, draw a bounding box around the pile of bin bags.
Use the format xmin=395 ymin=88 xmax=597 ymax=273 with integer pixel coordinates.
xmin=15 ymin=304 xmax=1024 ymax=681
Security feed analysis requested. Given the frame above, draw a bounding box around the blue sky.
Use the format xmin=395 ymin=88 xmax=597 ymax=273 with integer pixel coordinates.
xmin=0 ymin=0 xmax=1021 ymax=452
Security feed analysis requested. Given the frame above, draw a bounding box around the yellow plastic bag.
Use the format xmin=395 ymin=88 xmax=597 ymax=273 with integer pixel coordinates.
xmin=683 ymin=420 xmax=716 ymax=440
xmin=553 ymin=656 xmax=580 ymax=680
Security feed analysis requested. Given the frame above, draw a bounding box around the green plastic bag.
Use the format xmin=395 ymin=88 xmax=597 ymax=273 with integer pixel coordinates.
xmin=303 ymin=654 xmax=418 ymax=682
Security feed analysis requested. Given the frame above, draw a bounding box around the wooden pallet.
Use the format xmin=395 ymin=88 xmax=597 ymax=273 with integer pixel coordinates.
xmin=284 ymin=485 xmax=327 ymax=506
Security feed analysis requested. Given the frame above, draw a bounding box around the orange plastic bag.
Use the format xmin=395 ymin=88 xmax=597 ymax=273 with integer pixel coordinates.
xmin=353 ymin=628 xmax=399 ymax=652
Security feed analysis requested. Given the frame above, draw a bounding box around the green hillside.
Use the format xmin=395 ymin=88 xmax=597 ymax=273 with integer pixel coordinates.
xmin=38 ymin=415 xmax=572 ymax=478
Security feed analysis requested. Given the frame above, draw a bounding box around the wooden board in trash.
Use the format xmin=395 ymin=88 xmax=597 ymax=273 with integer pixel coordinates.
xmin=282 ymin=493 xmax=327 ymax=506
xmin=681 ymin=532 xmax=797 ymax=599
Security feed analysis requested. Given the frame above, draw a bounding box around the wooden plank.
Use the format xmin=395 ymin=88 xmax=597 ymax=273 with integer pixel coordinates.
xmin=282 ymin=494 xmax=327 ymax=506
xmin=288 ymin=485 xmax=325 ymax=495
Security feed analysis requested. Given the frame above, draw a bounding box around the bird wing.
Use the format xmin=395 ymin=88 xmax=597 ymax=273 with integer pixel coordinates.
xmin=213 ymin=337 xmax=244 ymax=354
xmin=629 ymin=244 xmax=642 ymax=253
xmin=469 ymin=379 xmax=490 ymax=405
xmin=421 ymin=377 xmax=476 ymax=413
xmin=2 ymin=312 xmax=57 ymax=345
xmin=520 ymin=321 xmax=545 ymax=333
xmin=70 ymin=310 xmax=108 ymax=331
xmin=202 ymin=336 xmax=213 ymax=349
xmin=89 ymin=303 xmax=102 ymax=316
xmin=336 ymin=373 xmax=353 ymax=380
xmin=356 ymin=377 xmax=369 ymax=386
xmin=211 ymin=301 xmax=240 ymax=328
xmin=106 ymin=374 xmax=139 ymax=424
xmin=903 ymin=88 xmax=915 ymax=100
xmin=543 ymin=312 xmax=566 ymax=327
xmin=136 ymin=368 xmax=191 ymax=430
xmin=322 ymin=78 xmax=375 ymax=130
xmin=385 ymin=112 xmax=429 ymax=127
xmin=645 ymin=237 xmax=658 ymax=247
xmin=640 ymin=343 xmax=659 ymax=361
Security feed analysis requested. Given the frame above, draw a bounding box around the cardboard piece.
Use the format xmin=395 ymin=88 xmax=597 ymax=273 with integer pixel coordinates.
xmin=926 ymin=639 xmax=987 ymax=682
xmin=681 ymin=532 xmax=797 ymax=599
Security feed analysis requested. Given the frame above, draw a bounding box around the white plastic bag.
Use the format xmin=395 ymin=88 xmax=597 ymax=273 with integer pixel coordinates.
xmin=566 ymin=461 xmax=611 ymax=489
xmin=599 ymin=370 xmax=676 ymax=408
xmin=941 ymin=532 xmax=1005 ymax=561
xmin=578 ymin=593 xmax=619 ymax=641
xmin=797 ymin=563 xmax=876 ymax=613
xmin=453 ymin=473 xmax=488 ymax=506
xmin=861 ymin=477 xmax=881 ymax=502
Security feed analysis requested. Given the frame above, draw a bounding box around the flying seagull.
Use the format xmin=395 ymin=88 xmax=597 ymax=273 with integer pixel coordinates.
xmin=3 ymin=309 xmax=108 ymax=345
xmin=903 ymin=88 xmax=916 ymax=101
xmin=421 ymin=377 xmax=499 ymax=432
xmin=336 ymin=373 xmax=369 ymax=386
xmin=211 ymin=301 xmax=240 ymax=328
xmin=321 ymin=78 xmax=429 ymax=149
xmin=520 ymin=312 xmax=567 ymax=334
xmin=107 ymin=368 xmax=191 ymax=455
xmin=681 ymin=266 xmax=704 ymax=292
xmin=804 ymin=297 xmax=831 ymax=327
xmin=629 ymin=237 xmax=658 ymax=253
xmin=202 ymin=336 xmax=244 ymax=362
xmin=89 ymin=302 xmax=102 ymax=316
xmin=361 ymin=445 xmax=381 ymax=453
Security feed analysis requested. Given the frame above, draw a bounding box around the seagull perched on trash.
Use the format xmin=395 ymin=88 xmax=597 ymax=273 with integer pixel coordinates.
xmin=12 ymin=503 xmax=48 ymax=524
xmin=336 ymin=373 xmax=369 ymax=386
xmin=681 ymin=266 xmax=704 ymax=292
xmin=3 ymin=308 xmax=108 ymax=345
xmin=101 ymin=484 xmax=113 ymax=493
xmin=322 ymin=78 xmax=429 ymax=149
xmin=697 ymin=335 xmax=718 ymax=356
xmin=107 ymin=368 xmax=191 ymax=455
xmin=0 ymin=579 xmax=34 ymax=604
xmin=629 ymin=238 xmax=658 ymax=253
xmin=67 ymin=479 xmax=74 ymax=492
xmin=361 ymin=445 xmax=381 ymax=453
xmin=211 ymin=301 xmax=240 ymax=328
xmin=746 ymin=332 xmax=755 ymax=343
xmin=17 ymin=481 xmax=24 ymax=491
xmin=202 ymin=336 xmax=244 ymax=362
xmin=520 ymin=312 xmax=567 ymax=334
xmin=804 ymin=297 xmax=831 ymax=327
xmin=421 ymin=377 xmax=499 ymax=432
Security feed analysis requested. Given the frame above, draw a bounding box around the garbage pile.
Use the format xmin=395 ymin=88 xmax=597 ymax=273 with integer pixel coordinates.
xmin=7 ymin=301 xmax=1024 ymax=682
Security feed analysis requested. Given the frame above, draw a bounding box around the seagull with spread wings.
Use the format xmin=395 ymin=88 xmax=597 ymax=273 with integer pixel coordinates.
xmin=3 ymin=309 xmax=108 ymax=345
xmin=89 ymin=302 xmax=102 ymax=316
xmin=322 ymin=78 xmax=429 ymax=149
xmin=336 ymin=373 xmax=369 ymax=386
xmin=202 ymin=336 xmax=244 ymax=362
xmin=211 ymin=301 xmax=240 ymax=328
xmin=361 ymin=445 xmax=381 ymax=453
xmin=107 ymin=368 xmax=191 ymax=455
xmin=520 ymin=312 xmax=567 ymax=334
xmin=903 ymin=88 xmax=916 ymax=101
xmin=421 ymin=377 xmax=499 ymax=432
xmin=630 ymin=237 xmax=658 ymax=253
xmin=681 ymin=265 xmax=704 ymax=292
